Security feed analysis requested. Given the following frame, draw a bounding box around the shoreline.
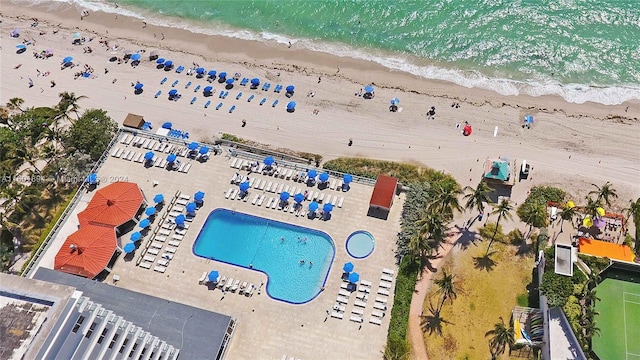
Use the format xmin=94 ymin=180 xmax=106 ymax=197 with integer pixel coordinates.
xmin=4 ymin=1 xmax=640 ymax=119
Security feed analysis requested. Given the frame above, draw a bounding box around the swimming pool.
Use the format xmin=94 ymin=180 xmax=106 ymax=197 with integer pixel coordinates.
xmin=346 ymin=231 xmax=375 ymax=259
xmin=192 ymin=209 xmax=335 ymax=304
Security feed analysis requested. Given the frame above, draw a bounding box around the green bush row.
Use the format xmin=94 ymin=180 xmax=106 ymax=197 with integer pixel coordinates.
xmin=323 ymin=157 xmax=455 ymax=185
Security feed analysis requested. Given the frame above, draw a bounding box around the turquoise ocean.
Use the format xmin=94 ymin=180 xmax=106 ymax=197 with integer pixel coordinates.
xmin=54 ymin=0 xmax=640 ymax=104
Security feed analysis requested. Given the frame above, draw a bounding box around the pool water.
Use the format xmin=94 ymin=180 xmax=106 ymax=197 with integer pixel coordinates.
xmin=346 ymin=231 xmax=375 ymax=259
xmin=192 ymin=209 xmax=335 ymax=304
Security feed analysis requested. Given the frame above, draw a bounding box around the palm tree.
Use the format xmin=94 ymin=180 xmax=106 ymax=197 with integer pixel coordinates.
xmin=486 ymin=198 xmax=514 ymax=255
xmin=416 ymin=210 xmax=448 ymax=252
xmin=463 ymin=180 xmax=494 ymax=215
xmin=408 ymin=233 xmax=431 ymax=265
xmin=485 ymin=317 xmax=514 ymax=359
xmin=428 ymin=181 xmax=463 ymax=221
xmin=55 ymin=92 xmax=86 ymax=123
xmin=6 ymin=97 xmax=25 ymax=112
xmin=584 ymin=197 xmax=604 ymax=220
xmin=518 ymin=200 xmax=548 ymax=236
xmin=434 ymin=268 xmax=457 ymax=312
xmin=558 ymin=203 xmax=578 ymax=233
xmin=624 ymin=198 xmax=640 ymax=254
xmin=589 ymin=181 xmax=618 ymax=206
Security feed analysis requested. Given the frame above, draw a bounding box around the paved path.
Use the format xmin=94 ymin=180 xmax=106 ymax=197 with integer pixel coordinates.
xmin=407 ymin=232 xmax=459 ymax=360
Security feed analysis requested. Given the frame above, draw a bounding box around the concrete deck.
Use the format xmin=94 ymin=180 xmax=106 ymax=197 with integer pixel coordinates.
xmin=33 ymin=133 xmax=404 ymax=360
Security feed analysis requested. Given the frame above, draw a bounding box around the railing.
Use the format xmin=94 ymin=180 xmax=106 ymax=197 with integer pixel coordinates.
xmin=21 ymin=130 xmax=123 ymax=277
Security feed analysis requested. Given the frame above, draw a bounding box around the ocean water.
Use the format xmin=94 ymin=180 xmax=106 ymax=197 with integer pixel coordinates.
xmin=43 ymin=0 xmax=640 ymax=104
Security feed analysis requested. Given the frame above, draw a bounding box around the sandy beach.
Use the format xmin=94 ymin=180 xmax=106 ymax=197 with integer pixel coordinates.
xmin=1 ymin=1 xmax=638 ymax=204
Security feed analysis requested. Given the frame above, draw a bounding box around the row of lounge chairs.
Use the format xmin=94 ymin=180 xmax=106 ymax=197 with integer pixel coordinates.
xmin=122 ymin=135 xmax=192 ymax=157
xmin=331 ymin=270 xmax=395 ymax=325
xmin=209 ymin=275 xmax=255 ymax=296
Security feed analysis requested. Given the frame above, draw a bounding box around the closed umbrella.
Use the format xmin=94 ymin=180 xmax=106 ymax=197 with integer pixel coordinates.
xmin=308 ymin=170 xmax=317 ymax=179
xmin=153 ymin=194 xmax=164 ymax=203
xmin=263 ymin=156 xmax=274 ymax=166
xmin=319 ymin=173 xmax=329 ymax=183
xmin=144 ymin=151 xmax=155 ymax=161
xmin=294 ymin=193 xmax=305 ymax=203
xmin=208 ymin=270 xmax=220 ymax=282
xmin=239 ymin=182 xmax=251 ymax=192
xmin=188 ymin=142 xmax=199 ymax=150
xmin=130 ymin=53 xmax=141 ymax=61
xmin=145 ymin=207 xmax=156 ymax=216
xmin=343 ymin=174 xmax=353 ymax=184
xmin=194 ymin=191 xmax=205 ymax=202
xmin=309 ymin=201 xmax=319 ymax=212
xmin=138 ymin=218 xmax=151 ymax=228
xmin=343 ymin=262 xmax=354 ymax=273
xmin=123 ymin=242 xmax=136 ymax=254
xmin=167 ymin=153 xmax=177 ymax=163
xmin=185 ymin=202 xmax=197 ymax=213
xmin=130 ymin=231 xmax=142 ymax=241
xmin=349 ymin=272 xmax=360 ymax=283
xmin=175 ymin=214 xmax=186 ymax=225
xmin=280 ymin=192 xmax=290 ymax=201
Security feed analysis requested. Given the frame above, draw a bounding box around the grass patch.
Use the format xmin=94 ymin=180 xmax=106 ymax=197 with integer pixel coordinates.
xmin=323 ymin=157 xmax=455 ymax=184
xmin=219 ymin=133 xmax=322 ymax=163
xmin=424 ymin=241 xmax=534 ymax=359
xmin=516 ymin=293 xmax=529 ymax=307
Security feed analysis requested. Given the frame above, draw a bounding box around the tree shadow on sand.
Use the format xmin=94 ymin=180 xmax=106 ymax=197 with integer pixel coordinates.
xmin=420 ymin=302 xmax=454 ymax=336
xmin=473 ymin=251 xmax=498 ymax=272
xmin=453 ymin=224 xmax=480 ymax=250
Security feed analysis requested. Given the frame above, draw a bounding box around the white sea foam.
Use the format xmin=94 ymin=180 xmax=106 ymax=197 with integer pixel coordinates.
xmin=22 ymin=0 xmax=640 ymax=105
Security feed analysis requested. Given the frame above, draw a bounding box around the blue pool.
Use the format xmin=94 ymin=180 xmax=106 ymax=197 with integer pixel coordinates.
xmin=192 ymin=209 xmax=335 ymax=304
xmin=346 ymin=230 xmax=375 ymax=259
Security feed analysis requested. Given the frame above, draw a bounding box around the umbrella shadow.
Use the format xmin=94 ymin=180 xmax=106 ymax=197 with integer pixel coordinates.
xmin=473 ymin=251 xmax=498 ymax=272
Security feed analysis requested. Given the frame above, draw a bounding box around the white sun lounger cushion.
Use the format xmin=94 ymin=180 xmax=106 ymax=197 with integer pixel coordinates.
xmin=151 ymin=242 xmax=163 ymax=249
xmin=176 ymin=199 xmax=189 ymax=206
xmin=375 ymin=296 xmax=388 ymax=304
xmin=377 ymin=288 xmax=390 ymax=296
xmin=379 ymin=281 xmax=392 ymax=289
xmin=147 ymin=248 xmax=159 ymax=255
xmin=374 ymin=302 xmax=387 ymax=311
xmin=349 ymin=315 xmax=363 ymax=323
xmin=175 ymin=228 xmax=187 ymax=235
xmin=331 ymin=311 xmax=344 ymax=319
xmin=339 ymin=289 xmax=351 ymax=297
xmin=154 ymin=266 xmax=166 ymax=273
xmin=172 ymin=234 xmax=184 ymax=241
xmin=154 ymin=236 xmax=166 ymax=243
xmin=381 ymin=274 xmax=394 ymax=282
xmin=361 ymin=280 xmax=373 ymax=287
xmin=165 ymin=247 xmax=176 ymax=253
xmin=382 ymin=268 xmax=395 ymax=275
xmin=372 ymin=310 xmax=385 ymax=318
xmin=139 ymin=262 xmax=152 ymax=269
xmin=352 ymin=308 xmax=364 ymax=316
xmin=172 ymin=206 xmax=184 ymax=212
xmin=143 ymin=255 xmax=155 ymax=262
xmin=168 ymin=240 xmax=180 ymax=247
xmin=340 ymin=282 xmax=349 ymax=289
xmin=179 ymin=194 xmax=190 ymax=200
xmin=337 ymin=197 xmax=344 ymax=208
xmin=333 ymin=304 xmax=346 ymax=312
xmin=157 ymin=259 xmax=169 ymax=267
xmin=369 ymin=317 xmax=382 ymax=325
xmin=159 ymin=229 xmax=171 ymax=236
xmin=336 ymin=296 xmax=349 ymax=304
xmin=354 ymin=300 xmax=367 ymax=308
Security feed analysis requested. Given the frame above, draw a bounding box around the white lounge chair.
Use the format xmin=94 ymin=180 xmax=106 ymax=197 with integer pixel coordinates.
xmin=336 ymin=296 xmax=349 ymax=304
xmin=331 ymin=311 xmax=344 ymax=319
xmin=259 ymin=180 xmax=266 ymax=190
xmin=333 ymin=304 xmax=346 ymax=312
xmin=154 ymin=265 xmax=166 ymax=273
xmin=381 ymin=274 xmax=393 ymax=282
xmin=176 ymin=198 xmax=189 ymax=206
xmin=369 ymin=317 xmax=382 ymax=325
xmin=317 ymin=193 xmax=325 ymax=203
xmin=266 ymin=197 xmax=274 ymax=208
xmin=377 ymin=288 xmax=390 ymax=296
xmin=175 ymin=228 xmax=187 ymax=236
xmin=265 ymin=181 xmax=273 ymax=192
xmin=132 ymin=153 xmax=141 ymax=162
xmin=198 ymin=271 xmax=208 ymax=284
xmin=246 ymin=284 xmax=255 ymax=296
xmin=230 ymin=158 xmax=238 ymax=168
xmin=231 ymin=279 xmax=241 ymax=292
xmin=179 ymin=194 xmax=190 ymax=200
xmin=325 ymin=194 xmax=332 ymax=205
xmin=372 ymin=310 xmax=385 ymax=318
xmin=352 ymin=308 xmax=364 ymax=316
xmin=340 ymin=282 xmax=349 ymax=289
xmin=359 ymin=286 xmax=370 ymax=293
xmin=159 ymin=229 xmax=171 ymax=236
xmin=252 ymin=194 xmax=259 ymax=205
xmin=361 ymin=280 xmax=373 ymax=287
xmin=271 ymin=198 xmax=278 ymax=209
xmin=331 ymin=196 xmax=338 ymax=206
xmin=337 ymin=197 xmax=345 ymax=208
xmin=217 ymin=276 xmax=227 ymax=288
xmin=147 ymin=248 xmax=159 ymax=255
xmin=349 ymin=315 xmax=363 ymax=323
xmin=183 ymin=163 xmax=192 ymax=173
xmin=143 ymin=254 xmax=155 ymax=262
xmin=230 ymin=189 xmax=238 ymax=200
xmin=379 ymin=281 xmax=391 ymax=289
xmin=277 ymin=183 xmax=284 ymax=193
xmin=172 ymin=234 xmax=184 ymax=241
xmin=224 ymin=278 xmax=234 ymax=291
xmin=354 ymin=300 xmax=367 ymax=308
xmin=257 ymin=195 xmax=265 ymax=206
xmin=339 ymin=289 xmax=351 ymax=297
xmin=165 ymin=247 xmax=176 ymax=254
xmin=329 ymin=179 xmax=336 ymax=190
xmin=172 ymin=206 xmax=185 ymax=212
xmin=225 ymin=188 xmax=233 ymax=199
xmin=168 ymin=240 xmax=180 ymax=247
xmin=239 ymin=281 xmax=248 ymax=294
xmin=157 ymin=259 xmax=169 ymax=267
xmin=161 ymin=223 xmax=174 ymax=230
xmin=139 ymin=262 xmax=152 ymax=269
xmin=382 ymin=268 xmax=395 ymax=275
xmin=154 ymin=236 xmax=166 ymax=242
xmin=336 ymin=180 xmax=343 ymax=190
xmin=375 ymin=296 xmax=388 ymax=304
xmin=151 ymin=242 xmax=163 ymax=249
xmin=374 ymin=302 xmax=387 ymax=311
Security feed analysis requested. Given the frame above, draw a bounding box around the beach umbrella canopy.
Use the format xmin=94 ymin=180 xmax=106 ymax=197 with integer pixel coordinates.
xmin=219 ymin=71 xmax=227 ymax=79
xmin=153 ymin=194 xmax=164 ymax=203
xmin=162 ymin=122 xmax=172 ymax=129
xmin=391 ymin=97 xmax=400 ymax=105
xmin=188 ymin=142 xmax=199 ymax=150
xmin=294 ymin=193 xmax=305 ymax=203
xmin=138 ymin=218 xmax=151 ymax=228
xmin=203 ymin=86 xmax=213 ymax=93
xmin=323 ymin=203 xmax=334 ymax=213
xmin=199 ymin=146 xmax=209 ymax=155
xmin=594 ymin=217 xmax=606 ymax=229
xmin=73 ymin=32 xmax=81 ymax=39
xmin=144 ymin=151 xmax=155 ymax=161
xmin=130 ymin=231 xmax=142 ymax=241
xmin=263 ymin=156 xmax=274 ymax=166
xmin=225 ymin=78 xmax=235 ymax=85
xmin=285 ymin=85 xmax=295 ymax=93
xmin=194 ymin=191 xmax=205 ymax=202
xmin=343 ymin=262 xmax=354 ymax=273
xmin=463 ymin=124 xmax=472 ymax=136
xmin=168 ymin=89 xmax=178 ymax=96
xmin=239 ymin=181 xmax=251 ymax=192
xmin=16 ymin=44 xmax=26 ymax=50
xmin=196 ymin=67 xmax=205 ymax=74
xmin=134 ymin=83 xmax=144 ymax=90
xmin=130 ymin=53 xmax=141 ymax=61
xmin=308 ymin=170 xmax=317 ymax=179
xmin=208 ymin=70 xmax=217 ymax=77
xmin=319 ymin=173 xmax=329 ymax=183
xmin=566 ymin=200 xmax=575 ymax=208
xmin=11 ymin=29 xmax=19 ymax=37
xmin=524 ymin=115 xmax=534 ymax=123
xmin=123 ymin=242 xmax=136 ymax=254
xmin=86 ymin=173 xmax=98 ymax=184
xmin=349 ymin=272 xmax=360 ymax=283
xmin=145 ymin=206 xmax=156 ymax=216
xmin=63 ymin=56 xmax=73 ymax=64
xmin=286 ymin=101 xmax=296 ymax=110
xmin=164 ymin=60 xmax=173 ymax=67
xmin=175 ymin=214 xmax=186 ymax=225
xmin=596 ymin=207 xmax=605 ymax=217
xmin=343 ymin=174 xmax=353 ymax=184
xmin=280 ymin=192 xmax=290 ymax=201
xmin=167 ymin=153 xmax=177 ymax=163
xmin=309 ymin=201 xmax=319 ymax=211
xmin=582 ymin=216 xmax=594 ymax=228
xmin=251 ymin=78 xmax=260 ymax=85
xmin=185 ymin=202 xmax=197 ymax=213
xmin=208 ymin=270 xmax=220 ymax=282
xmin=364 ymin=85 xmax=374 ymax=93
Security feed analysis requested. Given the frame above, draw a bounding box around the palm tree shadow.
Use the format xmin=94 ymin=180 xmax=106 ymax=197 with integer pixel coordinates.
xmin=453 ymin=225 xmax=480 ymax=250
xmin=420 ymin=304 xmax=454 ymax=336
xmin=473 ymin=251 xmax=498 ymax=272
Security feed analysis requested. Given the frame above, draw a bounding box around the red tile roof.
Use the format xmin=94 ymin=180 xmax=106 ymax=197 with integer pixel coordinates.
xmin=369 ymin=175 xmax=398 ymax=210
xmin=54 ymin=225 xmax=118 ymax=279
xmin=78 ymin=182 xmax=144 ymax=228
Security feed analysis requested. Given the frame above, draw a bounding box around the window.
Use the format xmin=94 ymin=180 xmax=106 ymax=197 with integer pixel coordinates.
xmin=72 ymin=315 xmax=85 ymax=333
xmin=97 ymin=328 xmax=109 ymax=344
xmin=128 ymin=343 xmax=138 ymax=358
xmin=108 ymin=333 xmax=119 ymax=349
xmin=85 ymin=322 xmax=97 ymax=338
xmin=119 ymin=338 xmax=129 ymax=353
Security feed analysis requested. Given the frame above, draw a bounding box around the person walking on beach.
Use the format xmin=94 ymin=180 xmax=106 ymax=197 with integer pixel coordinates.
xmin=28 ymin=77 xmax=34 ymax=88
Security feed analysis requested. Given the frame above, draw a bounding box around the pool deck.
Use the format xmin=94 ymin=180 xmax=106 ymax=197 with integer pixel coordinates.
xmin=33 ymin=134 xmax=404 ymax=360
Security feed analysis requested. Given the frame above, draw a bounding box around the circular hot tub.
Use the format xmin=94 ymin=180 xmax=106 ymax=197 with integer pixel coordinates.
xmin=346 ymin=231 xmax=375 ymax=259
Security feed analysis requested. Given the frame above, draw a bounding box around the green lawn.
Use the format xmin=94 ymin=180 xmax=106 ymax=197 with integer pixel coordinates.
xmin=593 ymin=273 xmax=640 ymax=360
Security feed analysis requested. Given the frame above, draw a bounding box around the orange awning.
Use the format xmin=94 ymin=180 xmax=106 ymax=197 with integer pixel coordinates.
xmin=78 ymin=182 xmax=144 ymax=227
xmin=578 ymin=238 xmax=635 ymax=262
xmin=54 ymin=225 xmax=118 ymax=279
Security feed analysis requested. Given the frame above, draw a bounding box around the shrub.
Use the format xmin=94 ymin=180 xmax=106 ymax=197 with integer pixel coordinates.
xmin=220 ymin=133 xmax=246 ymax=143
xmin=508 ymin=229 xmax=524 ymax=245
xmin=577 ymin=254 xmax=610 ymax=274
xmin=385 ymin=256 xmax=418 ymax=359
xmin=540 ymin=271 xmax=574 ymax=307
xmin=478 ymin=222 xmax=507 ymax=244
xmin=323 ymin=157 xmax=456 ymax=185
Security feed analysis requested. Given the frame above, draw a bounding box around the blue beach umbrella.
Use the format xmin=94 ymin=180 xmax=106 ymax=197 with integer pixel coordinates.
xmin=16 ymin=44 xmax=26 ymax=50
xmin=144 ymin=151 xmax=154 ymax=161
xmin=307 ymin=170 xmax=317 ymax=179
xmin=130 ymin=53 xmax=141 ymax=61
xmin=185 ymin=202 xmax=197 ymax=213
xmin=251 ymin=78 xmax=260 ymax=86
xmin=219 ymin=71 xmax=227 ymax=79
xmin=280 ymin=192 xmax=290 ymax=201
xmin=168 ymin=89 xmax=178 ymax=96
xmin=323 ymin=203 xmax=333 ymax=213
xmin=153 ymin=194 xmax=164 ymax=203
xmin=239 ymin=181 xmax=251 ymax=192
xmin=199 ymin=146 xmax=209 ymax=155
xmin=145 ymin=207 xmax=156 ymax=216
xmin=391 ymin=97 xmax=400 ymax=105
xmin=286 ymin=101 xmax=296 ymax=110
xmin=162 ymin=122 xmax=172 ymax=129
xmin=319 ymin=173 xmax=329 ymax=183
xmin=309 ymin=201 xmax=319 ymax=212
xmin=263 ymin=156 xmax=274 ymax=166
xmin=343 ymin=262 xmax=354 ymax=273
xmin=294 ymin=193 xmax=305 ymax=203
xmin=343 ymin=174 xmax=353 ymax=184
xmin=130 ymin=231 xmax=142 ymax=241
xmin=63 ymin=56 xmax=73 ymax=64
xmin=225 ymin=78 xmax=235 ymax=85
xmin=175 ymin=214 xmax=186 ymax=226
xmin=138 ymin=218 xmax=151 ymax=228
xmin=285 ymin=85 xmax=295 ymax=93
xmin=524 ymin=115 xmax=534 ymax=123
xmin=208 ymin=270 xmax=220 ymax=282
xmin=73 ymin=32 xmax=81 ymax=39
xmin=156 ymin=58 xmax=165 ymax=64
xmin=188 ymin=142 xmax=199 ymax=150
xmin=196 ymin=67 xmax=205 ymax=74
xmin=194 ymin=191 xmax=205 ymax=202
xmin=349 ymin=272 xmax=360 ymax=283
xmin=164 ymin=60 xmax=173 ymax=67
xmin=203 ymin=86 xmax=213 ymax=94
xmin=11 ymin=29 xmax=20 ymax=37
xmin=167 ymin=153 xmax=177 ymax=163
xmin=123 ymin=242 xmax=136 ymax=254
xmin=364 ymin=85 xmax=374 ymax=93
xmin=208 ymin=70 xmax=217 ymax=77
xmin=134 ymin=83 xmax=144 ymax=90
xmin=86 ymin=173 xmax=98 ymax=184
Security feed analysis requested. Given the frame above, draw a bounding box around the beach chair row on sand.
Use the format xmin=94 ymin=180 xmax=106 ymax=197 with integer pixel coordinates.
xmin=212 ymin=276 xmax=255 ymax=296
